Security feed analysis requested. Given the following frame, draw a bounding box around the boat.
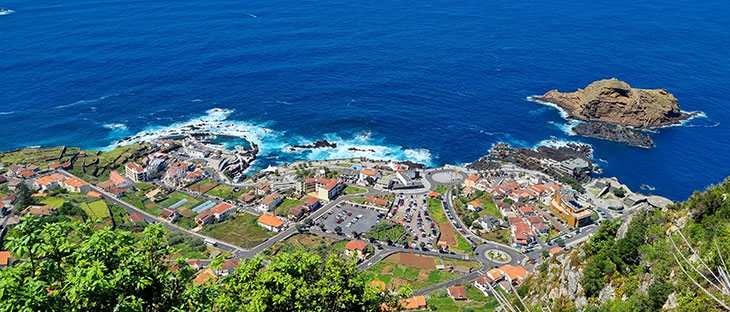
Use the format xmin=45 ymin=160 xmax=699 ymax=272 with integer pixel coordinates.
xmin=0 ymin=9 xmax=14 ymax=15
xmin=640 ymin=184 xmax=656 ymax=191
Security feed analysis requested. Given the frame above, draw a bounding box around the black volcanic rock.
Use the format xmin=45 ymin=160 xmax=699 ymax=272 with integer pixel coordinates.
xmin=572 ymin=123 xmax=654 ymax=148
xmin=289 ymin=140 xmax=338 ymax=150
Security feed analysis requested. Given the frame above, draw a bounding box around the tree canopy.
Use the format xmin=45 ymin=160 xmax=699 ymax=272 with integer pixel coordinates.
xmin=0 ymin=217 xmax=407 ymax=311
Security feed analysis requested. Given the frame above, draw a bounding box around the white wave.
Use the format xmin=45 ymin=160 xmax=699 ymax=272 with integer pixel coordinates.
xmin=54 ymin=93 xmax=119 ymax=109
xmin=548 ymin=120 xmax=581 ymax=136
xmin=527 ymin=95 xmax=571 ymax=119
xmin=246 ymin=13 xmax=258 ymax=18
xmin=111 ymin=108 xmax=435 ymax=168
xmin=0 ymin=111 xmax=14 ymax=115
xmin=110 ymin=107 xmax=274 ymax=151
xmin=192 ymin=99 xmax=202 ymax=102
xmin=103 ymin=123 xmax=128 ymax=131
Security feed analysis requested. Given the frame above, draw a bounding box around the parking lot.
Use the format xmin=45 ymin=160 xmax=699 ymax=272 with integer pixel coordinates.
xmin=319 ymin=203 xmax=383 ymax=234
xmin=390 ymin=193 xmax=438 ymax=249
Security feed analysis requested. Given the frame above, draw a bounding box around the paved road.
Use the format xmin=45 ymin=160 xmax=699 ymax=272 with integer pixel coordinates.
xmin=58 ymin=170 xmax=248 ymax=256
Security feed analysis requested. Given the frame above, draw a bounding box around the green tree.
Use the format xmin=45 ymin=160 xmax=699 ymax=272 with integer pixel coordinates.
xmin=0 ymin=217 xmax=215 ymax=311
xmin=14 ymin=182 xmax=33 ymax=212
xmin=215 ymin=251 xmax=408 ymax=312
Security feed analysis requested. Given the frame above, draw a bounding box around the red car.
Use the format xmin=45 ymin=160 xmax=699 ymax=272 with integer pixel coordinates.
xmin=347 ymin=212 xmax=352 ymax=216
xmin=459 ymin=229 xmax=465 ymax=233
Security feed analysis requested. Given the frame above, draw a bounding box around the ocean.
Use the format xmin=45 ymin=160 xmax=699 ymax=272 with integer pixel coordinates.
xmin=1 ymin=0 xmax=729 ymax=200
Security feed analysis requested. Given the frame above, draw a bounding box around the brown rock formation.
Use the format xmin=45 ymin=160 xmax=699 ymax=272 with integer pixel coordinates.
xmin=533 ymin=78 xmax=695 ymax=129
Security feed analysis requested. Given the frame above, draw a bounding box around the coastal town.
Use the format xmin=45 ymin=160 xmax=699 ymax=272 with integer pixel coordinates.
xmin=0 ymin=133 xmax=673 ymax=311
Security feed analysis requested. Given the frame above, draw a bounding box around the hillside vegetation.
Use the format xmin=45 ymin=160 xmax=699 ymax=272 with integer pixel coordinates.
xmin=517 ymin=177 xmax=730 ymax=311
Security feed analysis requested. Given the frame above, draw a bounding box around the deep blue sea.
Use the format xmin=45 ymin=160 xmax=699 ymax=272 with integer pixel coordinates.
xmin=1 ymin=0 xmax=729 ymax=200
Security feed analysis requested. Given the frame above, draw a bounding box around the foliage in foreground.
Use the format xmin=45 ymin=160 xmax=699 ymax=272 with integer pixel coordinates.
xmin=0 ymin=218 xmax=408 ymax=312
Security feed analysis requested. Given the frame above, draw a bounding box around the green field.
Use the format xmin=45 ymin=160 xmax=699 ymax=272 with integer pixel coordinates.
xmin=275 ymin=198 xmax=302 ymax=216
xmin=343 ymin=186 xmax=367 ymax=195
xmin=434 ymin=184 xmax=450 ymax=196
xmin=427 ymin=198 xmax=448 ymax=223
xmin=206 ymin=184 xmax=235 ymax=199
xmin=158 ymin=191 xmax=189 ymax=207
xmin=39 ymin=196 xmax=67 ymax=208
xmin=81 ymin=200 xmax=111 ymax=219
xmin=363 ymin=222 xmax=410 ymax=245
xmin=426 ymin=284 xmax=501 ymax=312
xmin=454 ymin=232 xmax=473 ymax=253
xmin=264 ymin=234 xmax=348 ymax=260
xmin=201 ymin=213 xmax=274 ymax=248
xmin=476 ymin=194 xmax=501 ymax=219
xmin=480 ymin=228 xmax=511 ymax=245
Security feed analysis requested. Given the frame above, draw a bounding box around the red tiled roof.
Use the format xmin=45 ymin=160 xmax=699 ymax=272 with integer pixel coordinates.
xmin=428 ymin=191 xmax=439 ymax=198
xmin=499 ymin=265 xmax=530 ymax=281
xmin=210 ymin=203 xmax=234 ymax=215
xmin=261 ymin=193 xmax=280 ymax=205
xmin=466 ymin=174 xmax=478 ymax=181
xmin=303 ymin=197 xmax=319 ymax=206
xmin=125 ymin=162 xmax=144 ymax=173
xmin=346 ymin=240 xmax=368 ymax=251
xmin=129 ymin=212 xmax=145 ymax=223
xmin=195 ymin=210 xmax=214 ymax=222
xmin=447 ymin=286 xmax=467 ymax=300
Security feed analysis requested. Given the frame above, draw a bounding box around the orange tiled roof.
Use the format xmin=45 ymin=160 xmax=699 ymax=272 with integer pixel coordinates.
xmin=469 ymin=200 xmax=481 ymax=207
xmin=257 ymin=214 xmax=284 ymax=228
xmin=192 ymin=268 xmax=217 ymax=286
xmin=466 ymin=174 xmax=478 ymax=181
xmin=361 ymin=169 xmax=377 ymax=176
xmin=0 ymin=251 xmax=11 ymax=266
xmin=499 ymin=265 xmax=530 ymax=281
xmin=64 ymin=177 xmax=88 ymax=188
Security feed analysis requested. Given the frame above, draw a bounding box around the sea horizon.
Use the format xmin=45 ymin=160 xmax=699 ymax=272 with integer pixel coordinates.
xmin=1 ymin=0 xmax=729 ymax=200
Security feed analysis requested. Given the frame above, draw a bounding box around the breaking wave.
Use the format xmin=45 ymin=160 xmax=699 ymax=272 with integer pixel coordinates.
xmin=111 ymin=108 xmax=436 ymax=170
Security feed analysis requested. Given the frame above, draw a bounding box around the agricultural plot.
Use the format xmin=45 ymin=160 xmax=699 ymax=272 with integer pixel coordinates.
xmin=200 ymin=213 xmax=274 ymax=249
xmin=81 ymin=200 xmax=111 ymax=219
xmin=265 ymin=234 xmax=348 ymax=260
xmin=362 ymin=253 xmax=478 ymax=291
xmin=189 ymin=179 xmax=219 ymax=194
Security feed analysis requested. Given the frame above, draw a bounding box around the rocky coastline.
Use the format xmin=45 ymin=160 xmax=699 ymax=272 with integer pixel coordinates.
xmin=288 ymin=140 xmax=337 ymax=151
xmin=531 ymin=78 xmax=698 ymax=147
xmin=467 ymin=142 xmax=595 ymax=181
xmin=571 ymin=123 xmax=654 ymax=148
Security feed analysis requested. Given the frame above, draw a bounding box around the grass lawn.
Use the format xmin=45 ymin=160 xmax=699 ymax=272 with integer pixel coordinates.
xmin=206 ymin=184 xmax=235 ymax=199
xmin=480 ymin=228 xmax=511 ymax=245
xmin=158 ymin=191 xmax=189 ymax=208
xmin=434 ymin=184 xmax=450 ymax=195
xmin=275 ymin=198 xmax=302 ymax=216
xmin=334 ymin=163 xmax=354 ymax=168
xmin=426 ymin=285 xmax=500 ymax=312
xmin=201 ymin=213 xmax=274 ymax=248
xmin=343 ymin=186 xmax=367 ymax=195
xmin=476 ymin=194 xmax=501 ymax=219
xmin=40 ymin=196 xmax=67 ymax=208
xmin=349 ymin=197 xmax=366 ymax=204
xmin=427 ymin=198 xmax=448 ymax=223
xmin=264 ymin=234 xmax=348 ymax=260
xmin=134 ymin=182 xmax=155 ymax=192
xmin=453 ymin=232 xmax=473 ymax=253
xmin=81 ymin=200 xmax=111 ymax=219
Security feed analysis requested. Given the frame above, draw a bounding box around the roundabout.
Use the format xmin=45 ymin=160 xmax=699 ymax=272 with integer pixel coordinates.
xmin=485 ymin=249 xmax=511 ymax=264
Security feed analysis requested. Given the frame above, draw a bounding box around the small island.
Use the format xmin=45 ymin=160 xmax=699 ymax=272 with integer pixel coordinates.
xmin=531 ymin=78 xmax=697 ymax=147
